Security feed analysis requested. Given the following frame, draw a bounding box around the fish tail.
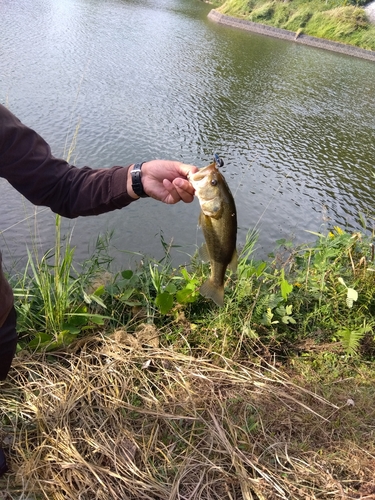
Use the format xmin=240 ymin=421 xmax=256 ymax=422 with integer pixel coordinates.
xmin=200 ymin=278 xmax=224 ymax=307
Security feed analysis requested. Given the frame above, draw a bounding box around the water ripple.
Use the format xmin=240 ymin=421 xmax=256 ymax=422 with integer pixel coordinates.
xmin=1 ymin=0 xmax=375 ymax=264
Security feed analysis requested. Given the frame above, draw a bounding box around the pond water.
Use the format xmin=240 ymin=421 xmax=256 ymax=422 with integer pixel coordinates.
xmin=1 ymin=0 xmax=375 ymax=271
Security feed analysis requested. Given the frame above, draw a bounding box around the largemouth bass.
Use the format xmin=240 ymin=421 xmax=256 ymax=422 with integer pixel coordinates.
xmin=189 ymin=160 xmax=237 ymax=306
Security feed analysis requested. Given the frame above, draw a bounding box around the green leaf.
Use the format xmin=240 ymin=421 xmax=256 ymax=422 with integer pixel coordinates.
xmin=121 ymin=270 xmax=133 ymax=279
xmin=276 ymin=238 xmax=293 ymax=249
xmin=93 ymin=285 xmax=105 ymax=296
xmin=155 ymin=291 xmax=174 ymax=315
xmin=56 ymin=331 xmax=76 ymax=346
xmin=180 ymin=268 xmax=190 ymax=281
xmin=268 ymin=294 xmax=283 ymax=309
xmin=89 ymin=294 xmax=107 ymax=308
xmin=256 ymin=262 xmax=267 ymax=277
xmin=176 ymin=286 xmax=199 ymax=304
xmin=27 ymin=332 xmax=54 ymax=350
xmin=88 ymin=314 xmax=106 ymax=325
xmin=113 ymin=276 xmax=138 ymax=292
xmin=80 ymin=325 xmax=95 ymax=332
xmin=276 ymin=238 xmax=287 ymax=246
xmin=275 ymin=306 xmax=286 ymax=317
xmin=66 ymin=308 xmax=88 ymax=328
xmin=261 ymin=308 xmax=278 ymax=326
xmin=337 ymin=327 xmax=364 ymax=356
xmin=118 ymin=288 xmax=136 ymax=302
xmin=123 ymin=300 xmax=142 ymax=307
xmin=280 ymin=276 xmax=293 ymax=300
xmin=282 ymin=315 xmax=296 ymax=324
xmin=164 ymin=283 xmax=177 ymax=294
xmin=62 ymin=324 xmax=81 ymax=335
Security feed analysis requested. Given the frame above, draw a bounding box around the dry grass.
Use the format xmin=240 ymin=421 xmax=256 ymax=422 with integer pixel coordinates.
xmin=1 ymin=331 xmax=375 ymax=499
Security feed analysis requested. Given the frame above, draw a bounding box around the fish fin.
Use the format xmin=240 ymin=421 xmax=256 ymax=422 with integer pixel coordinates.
xmin=200 ymin=279 xmax=224 ymax=307
xmin=198 ymin=243 xmax=210 ymax=263
xmin=198 ymin=211 xmax=204 ymax=228
xmin=228 ymin=249 xmax=238 ymax=273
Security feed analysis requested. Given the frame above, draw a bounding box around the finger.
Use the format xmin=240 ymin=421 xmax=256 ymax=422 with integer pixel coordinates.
xmin=174 ymin=177 xmax=195 ymax=193
xmin=175 ymin=187 xmax=195 ymax=203
xmin=176 ymin=163 xmax=199 ymax=178
xmin=172 ymin=178 xmax=195 ymax=203
xmin=162 ymin=179 xmax=181 ymax=204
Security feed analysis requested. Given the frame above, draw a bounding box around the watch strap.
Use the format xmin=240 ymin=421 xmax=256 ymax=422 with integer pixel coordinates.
xmin=131 ymin=163 xmax=149 ymax=198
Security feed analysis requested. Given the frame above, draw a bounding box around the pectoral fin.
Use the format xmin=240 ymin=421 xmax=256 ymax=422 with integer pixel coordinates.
xmin=198 ymin=243 xmax=210 ymax=263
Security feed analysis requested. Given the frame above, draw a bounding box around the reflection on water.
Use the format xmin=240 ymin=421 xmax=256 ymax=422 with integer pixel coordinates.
xmin=1 ymin=0 xmax=375 ymax=270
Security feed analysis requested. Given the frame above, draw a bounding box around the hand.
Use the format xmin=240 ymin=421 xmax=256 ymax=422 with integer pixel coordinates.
xmin=128 ymin=160 xmax=199 ymax=204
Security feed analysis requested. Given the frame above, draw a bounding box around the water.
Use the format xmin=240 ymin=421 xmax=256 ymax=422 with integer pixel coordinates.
xmin=1 ymin=0 xmax=375 ymax=271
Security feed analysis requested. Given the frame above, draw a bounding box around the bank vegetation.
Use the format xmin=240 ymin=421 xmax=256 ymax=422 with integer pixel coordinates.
xmin=1 ymin=216 xmax=375 ymax=499
xmin=215 ymin=0 xmax=375 ymax=50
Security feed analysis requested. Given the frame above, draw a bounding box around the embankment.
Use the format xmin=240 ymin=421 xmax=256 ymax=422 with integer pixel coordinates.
xmin=208 ymin=10 xmax=375 ymax=62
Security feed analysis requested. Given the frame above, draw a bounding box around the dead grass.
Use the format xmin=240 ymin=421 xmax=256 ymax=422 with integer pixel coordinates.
xmin=1 ymin=332 xmax=375 ymax=499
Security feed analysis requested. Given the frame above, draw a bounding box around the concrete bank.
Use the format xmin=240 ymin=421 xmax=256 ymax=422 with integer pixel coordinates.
xmin=208 ymin=10 xmax=375 ymax=62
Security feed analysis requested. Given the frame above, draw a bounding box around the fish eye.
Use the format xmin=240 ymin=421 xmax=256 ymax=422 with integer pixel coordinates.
xmin=211 ymin=179 xmax=218 ymax=186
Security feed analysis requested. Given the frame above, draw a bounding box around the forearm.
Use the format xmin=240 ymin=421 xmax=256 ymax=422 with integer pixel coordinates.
xmin=0 ymin=104 xmax=137 ymax=218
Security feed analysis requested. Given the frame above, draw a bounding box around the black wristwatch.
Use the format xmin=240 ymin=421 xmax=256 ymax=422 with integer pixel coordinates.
xmin=131 ymin=163 xmax=149 ymax=198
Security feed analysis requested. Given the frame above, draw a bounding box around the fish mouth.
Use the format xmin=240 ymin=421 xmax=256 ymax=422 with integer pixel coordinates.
xmin=188 ymin=171 xmax=204 ymax=182
xmin=188 ymin=174 xmax=206 ymax=190
xmin=188 ymin=162 xmax=217 ymax=182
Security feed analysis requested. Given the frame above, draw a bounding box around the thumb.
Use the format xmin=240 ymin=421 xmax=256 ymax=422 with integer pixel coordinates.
xmin=177 ymin=163 xmax=199 ymax=177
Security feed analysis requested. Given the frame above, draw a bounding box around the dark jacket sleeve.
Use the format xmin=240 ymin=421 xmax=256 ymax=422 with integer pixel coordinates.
xmin=0 ymin=104 xmax=136 ymax=218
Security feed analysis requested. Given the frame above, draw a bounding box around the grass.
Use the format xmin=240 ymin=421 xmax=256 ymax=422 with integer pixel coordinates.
xmin=12 ymin=223 xmax=112 ymax=353
xmin=217 ymin=0 xmax=375 ymax=50
xmin=2 ymin=221 xmax=375 ymax=498
xmin=2 ymin=337 xmax=375 ymax=499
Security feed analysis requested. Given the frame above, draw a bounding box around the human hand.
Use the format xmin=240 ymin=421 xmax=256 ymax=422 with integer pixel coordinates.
xmin=128 ymin=160 xmax=199 ymax=204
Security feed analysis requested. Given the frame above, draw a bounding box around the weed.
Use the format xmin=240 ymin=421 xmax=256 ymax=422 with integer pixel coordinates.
xmin=12 ymin=220 xmax=112 ymax=351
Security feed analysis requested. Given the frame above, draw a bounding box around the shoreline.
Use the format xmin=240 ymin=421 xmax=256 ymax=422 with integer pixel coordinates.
xmin=208 ymin=10 xmax=375 ymax=62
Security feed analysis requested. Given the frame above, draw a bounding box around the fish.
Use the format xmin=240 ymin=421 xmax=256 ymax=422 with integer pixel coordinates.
xmin=189 ymin=159 xmax=237 ymax=307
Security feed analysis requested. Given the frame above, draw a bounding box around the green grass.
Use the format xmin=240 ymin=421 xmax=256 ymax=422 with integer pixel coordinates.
xmin=8 ymin=222 xmax=375 ymax=360
xmin=2 ymin=222 xmax=375 ymax=498
xmin=218 ymin=0 xmax=375 ymax=50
